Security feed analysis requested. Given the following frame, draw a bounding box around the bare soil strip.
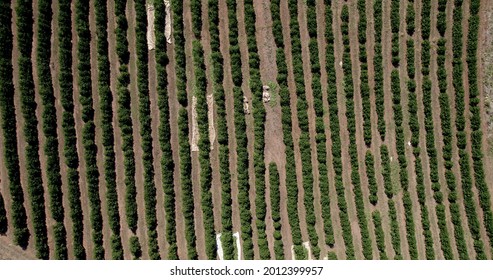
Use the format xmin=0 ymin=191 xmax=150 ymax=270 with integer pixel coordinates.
xmin=0 ymin=236 xmax=35 ymax=260
xmin=107 ymin=0 xmax=131 ymax=259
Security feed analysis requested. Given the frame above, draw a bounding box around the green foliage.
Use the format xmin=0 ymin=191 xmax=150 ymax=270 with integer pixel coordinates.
xmin=365 ymin=152 xmax=378 ymax=205
xmin=325 ymin=2 xmax=354 ymax=259
xmin=341 ymin=5 xmax=373 ymax=259
xmin=115 ymin=0 xmax=138 ymax=235
xmin=192 ymin=41 xmax=216 ymax=260
xmin=451 ymin=0 xmax=486 ymax=259
xmin=269 ymin=163 xmax=284 ymax=260
xmin=388 ymin=200 xmax=402 ymax=259
xmin=0 ymin=194 xmax=7 ymax=235
xmin=36 ymin=0 xmax=67 ymax=259
xmin=227 ymin=0 xmax=254 ymax=260
xmin=94 ymin=0 xmax=124 ymax=260
xmin=16 ymin=0 xmax=49 ymax=259
xmin=58 ymin=0 xmax=86 ymax=259
xmin=154 ymin=0 xmax=178 ymax=259
xmin=373 ymin=0 xmax=386 ymax=140
xmin=178 ymin=108 xmax=198 ymax=259
xmin=467 ymin=0 xmax=493 ymax=254
xmin=134 ymin=0 xmax=160 ymax=260
xmin=129 ymin=236 xmax=142 ymax=260
xmin=76 ymin=0 xmax=105 ymax=259
xmin=372 ymin=211 xmax=387 ymax=260
xmin=244 ymin=0 xmax=269 ymax=260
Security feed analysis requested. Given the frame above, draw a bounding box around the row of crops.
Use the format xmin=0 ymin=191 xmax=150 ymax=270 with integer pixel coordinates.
xmin=0 ymin=0 xmax=492 ymax=260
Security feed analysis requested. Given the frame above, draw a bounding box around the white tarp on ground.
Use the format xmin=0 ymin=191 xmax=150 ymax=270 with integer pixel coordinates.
xmin=233 ymin=232 xmax=241 ymax=260
xmin=147 ymin=4 xmax=156 ymax=50
xmin=191 ymin=96 xmax=199 ymax=152
xmin=164 ymin=0 xmax=172 ymax=44
xmin=216 ymin=233 xmax=224 ymax=260
xmin=207 ymin=93 xmax=216 ymax=150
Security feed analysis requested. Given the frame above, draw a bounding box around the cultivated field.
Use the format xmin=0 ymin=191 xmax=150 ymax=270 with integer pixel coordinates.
xmin=0 ymin=0 xmax=492 ymax=260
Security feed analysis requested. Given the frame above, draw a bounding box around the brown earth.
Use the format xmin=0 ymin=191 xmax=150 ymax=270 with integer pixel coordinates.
xmin=0 ymin=236 xmax=35 ymax=260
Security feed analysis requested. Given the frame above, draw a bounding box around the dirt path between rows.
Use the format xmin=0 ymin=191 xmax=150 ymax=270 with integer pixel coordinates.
xmin=107 ymin=0 xmax=131 ymax=259
xmin=0 ymin=236 xmax=35 ymax=259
